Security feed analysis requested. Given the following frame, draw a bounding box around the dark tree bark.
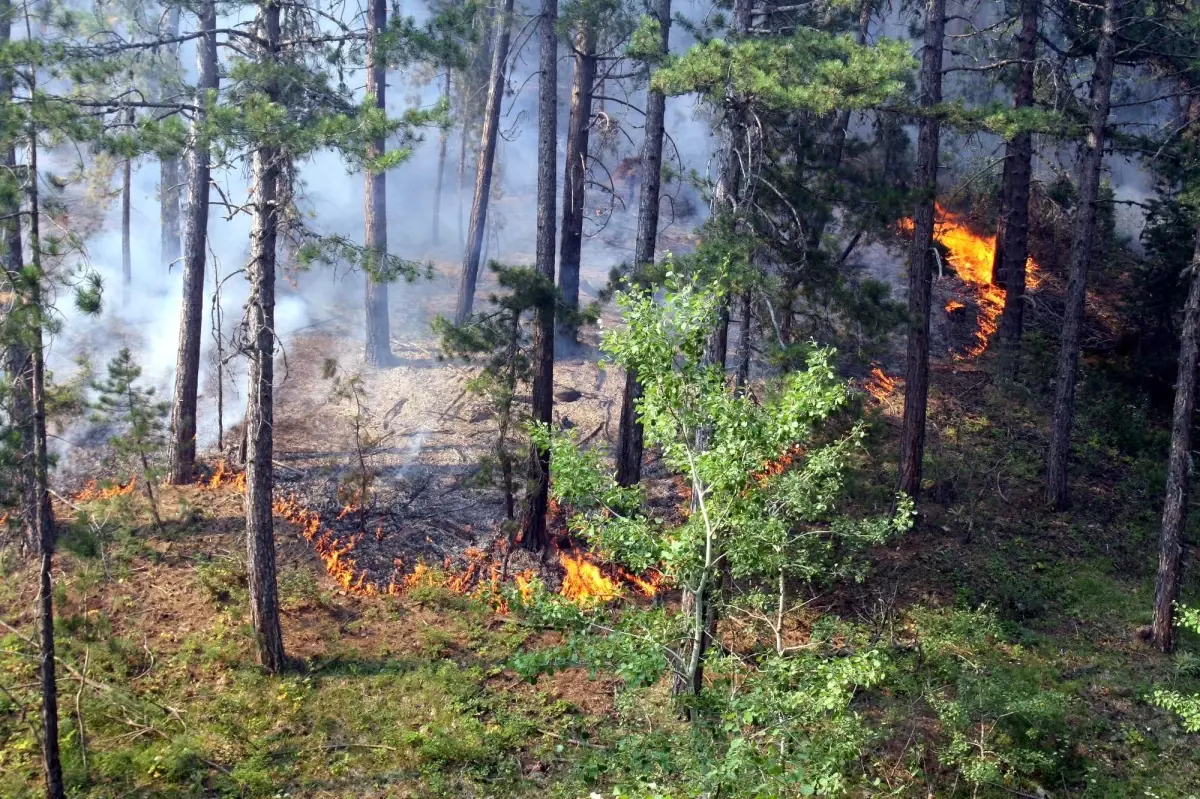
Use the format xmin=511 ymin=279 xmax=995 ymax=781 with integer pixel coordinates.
xmin=519 ymin=0 xmax=557 ymax=552
xmin=168 ymin=0 xmax=219 ymax=485
xmin=1044 ymin=0 xmax=1116 ymax=511
xmin=735 ymin=291 xmax=752 ymax=391
xmin=245 ymin=0 xmax=286 ymax=674
xmin=432 ymin=70 xmax=451 ymax=245
xmin=159 ymin=6 xmax=183 ymax=269
xmin=25 ymin=102 xmax=65 ymax=799
xmin=897 ymin=0 xmax=946 ymax=500
xmin=557 ymin=27 xmax=597 ymax=342
xmin=1153 ymin=224 xmax=1200 ymax=652
xmin=364 ymin=0 xmax=392 ymax=367
xmin=455 ymin=0 xmax=516 ymax=324
xmin=0 ymin=2 xmax=34 ymax=554
xmin=994 ymin=0 xmax=1039 ymax=378
xmin=615 ymin=0 xmax=671 ymax=488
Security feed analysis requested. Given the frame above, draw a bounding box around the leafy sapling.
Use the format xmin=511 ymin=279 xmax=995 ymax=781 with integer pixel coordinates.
xmin=90 ymin=348 xmax=168 ymax=530
xmin=518 ymin=271 xmax=912 ymax=748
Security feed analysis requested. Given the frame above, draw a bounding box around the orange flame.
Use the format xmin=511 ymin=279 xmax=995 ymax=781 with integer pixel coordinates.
xmin=864 ymin=367 xmax=897 ymax=402
xmin=900 ymin=204 xmax=1041 ymax=356
xmin=74 ymin=478 xmax=136 ymax=502
xmin=559 ymin=549 xmax=623 ymax=604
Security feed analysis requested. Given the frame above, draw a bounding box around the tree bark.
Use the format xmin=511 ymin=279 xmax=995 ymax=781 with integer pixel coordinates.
xmin=0 ymin=1 xmax=35 ymax=553
xmin=557 ymin=27 xmax=597 ymax=342
xmin=994 ymin=0 xmax=1038 ymax=379
xmin=615 ymin=0 xmax=671 ymax=488
xmin=454 ymin=0 xmax=516 ymax=324
xmin=897 ymin=0 xmax=946 ymax=500
xmin=735 ymin=291 xmax=752 ymax=391
xmin=245 ymin=0 xmax=286 ymax=674
xmin=432 ymin=70 xmax=451 ymax=246
xmin=364 ymin=0 xmax=392 ymax=367
xmin=160 ymin=6 xmax=183 ymax=270
xmin=519 ymin=0 xmax=557 ymax=552
xmin=122 ymin=109 xmax=132 ymax=305
xmin=1153 ymin=225 xmax=1200 ymax=652
xmin=1044 ymin=0 xmax=1116 ymax=511
xmin=26 ymin=98 xmax=66 ymax=799
xmin=168 ymin=0 xmax=219 ymax=485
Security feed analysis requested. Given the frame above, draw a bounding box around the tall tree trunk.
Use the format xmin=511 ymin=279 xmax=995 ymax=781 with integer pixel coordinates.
xmin=519 ymin=0 xmax=557 ymax=552
xmin=26 ymin=103 xmax=66 ymax=799
xmin=457 ymin=122 xmax=467 ymax=250
xmin=122 ymin=108 xmax=132 ymax=305
xmin=897 ymin=0 xmax=946 ymax=500
xmin=160 ymin=6 xmax=183 ymax=269
xmin=364 ymin=0 xmax=392 ymax=366
xmin=455 ymin=0 xmax=516 ymax=324
xmin=1153 ymin=224 xmax=1200 ymax=652
xmin=0 ymin=1 xmax=35 ymax=554
xmin=704 ymin=0 xmax=751 ymax=371
xmin=168 ymin=0 xmax=219 ymax=485
xmin=1044 ymin=0 xmax=1116 ymax=510
xmin=616 ymin=0 xmax=671 ymax=488
xmin=557 ymin=27 xmax=597 ymax=342
xmin=245 ymin=0 xmax=286 ymax=673
xmin=994 ymin=0 xmax=1038 ymax=378
xmin=432 ymin=70 xmax=451 ymax=246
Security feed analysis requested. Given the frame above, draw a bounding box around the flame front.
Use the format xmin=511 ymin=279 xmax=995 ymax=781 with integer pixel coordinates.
xmin=74 ymin=478 xmax=137 ymax=502
xmin=900 ymin=204 xmax=1041 ymax=356
xmin=864 ymin=367 xmax=898 ymax=402
xmin=198 ymin=462 xmax=660 ymax=609
xmin=559 ymin=549 xmax=623 ymax=604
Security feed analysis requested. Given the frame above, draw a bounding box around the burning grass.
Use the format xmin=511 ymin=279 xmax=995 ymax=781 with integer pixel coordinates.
xmin=198 ymin=461 xmax=661 ymax=610
xmin=73 ymin=477 xmax=137 ymax=502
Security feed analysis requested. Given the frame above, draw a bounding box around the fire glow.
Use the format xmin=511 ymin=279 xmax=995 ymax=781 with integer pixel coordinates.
xmin=901 ymin=204 xmax=1041 ymax=357
xmin=74 ymin=478 xmax=137 ymax=502
xmin=199 ymin=462 xmax=659 ymax=608
xmin=863 ymin=367 xmax=897 ymax=402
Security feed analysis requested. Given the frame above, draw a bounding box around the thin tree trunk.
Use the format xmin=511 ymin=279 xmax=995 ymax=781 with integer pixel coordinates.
xmin=122 ymin=109 xmax=132 ymax=305
xmin=364 ymin=0 xmax=392 ymax=366
xmin=616 ymin=0 xmax=671 ymax=487
xmin=457 ymin=121 xmax=467 ymax=250
xmin=26 ymin=98 xmax=66 ymax=799
xmin=0 ymin=0 xmax=34 ymax=554
xmin=160 ymin=6 xmax=183 ymax=270
xmin=1044 ymin=0 xmax=1116 ymax=511
xmin=897 ymin=0 xmax=946 ymax=500
xmin=168 ymin=0 xmax=219 ymax=485
xmin=245 ymin=0 xmax=286 ymax=674
xmin=1153 ymin=224 xmax=1200 ymax=652
xmin=519 ymin=0 xmax=557 ymax=552
xmin=994 ymin=0 xmax=1038 ymax=379
xmin=432 ymin=71 xmax=451 ymax=246
xmin=704 ymin=0 xmax=751 ymax=370
xmin=454 ymin=0 xmax=515 ymax=324
xmin=557 ymin=27 xmax=597 ymax=342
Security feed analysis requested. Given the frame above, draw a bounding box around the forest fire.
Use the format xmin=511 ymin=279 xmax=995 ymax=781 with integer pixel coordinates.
xmin=196 ymin=462 xmax=659 ymax=607
xmin=900 ymin=204 xmax=1041 ymax=356
xmin=863 ymin=367 xmax=898 ymax=402
xmin=74 ymin=478 xmax=137 ymax=502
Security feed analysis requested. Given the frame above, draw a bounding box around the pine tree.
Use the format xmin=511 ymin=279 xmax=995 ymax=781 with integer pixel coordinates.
xmin=519 ymin=0 xmax=559 ymax=552
xmin=898 ymin=0 xmax=946 ymax=500
xmin=90 ymin=348 xmax=169 ymax=529
xmin=1045 ymin=0 xmax=1118 ymax=510
xmin=455 ymin=0 xmax=515 ymax=324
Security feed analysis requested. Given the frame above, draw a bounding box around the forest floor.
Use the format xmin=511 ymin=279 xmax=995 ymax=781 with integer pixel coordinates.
xmin=4 ymin=233 xmax=1200 ymax=795
xmin=3 ymin=332 xmax=1200 ymax=797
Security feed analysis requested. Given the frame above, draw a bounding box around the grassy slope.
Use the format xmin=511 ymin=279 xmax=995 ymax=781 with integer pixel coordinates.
xmin=2 ymin=338 xmax=1200 ymax=797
